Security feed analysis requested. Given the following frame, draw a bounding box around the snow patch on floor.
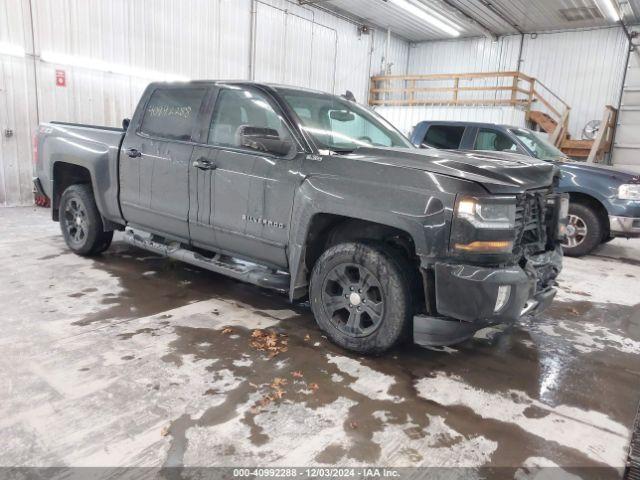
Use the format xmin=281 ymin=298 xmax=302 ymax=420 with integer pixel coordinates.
xmin=370 ymin=414 xmax=497 ymax=467
xmin=533 ymin=319 xmax=640 ymax=355
xmin=183 ymin=397 xmax=357 ymax=466
xmin=326 ymin=355 xmax=402 ymax=402
xmin=415 ymin=373 xmax=629 ymax=467
xmin=557 ymin=255 xmax=640 ymax=306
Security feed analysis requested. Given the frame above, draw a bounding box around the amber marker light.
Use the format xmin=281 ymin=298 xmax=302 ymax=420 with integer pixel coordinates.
xmin=454 ymin=240 xmax=514 ymax=253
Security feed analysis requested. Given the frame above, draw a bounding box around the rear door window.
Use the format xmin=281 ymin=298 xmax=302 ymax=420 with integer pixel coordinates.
xmin=140 ymin=88 xmax=207 ymax=141
xmin=474 ymin=129 xmax=519 ymax=153
xmin=423 ymin=125 xmax=465 ymax=149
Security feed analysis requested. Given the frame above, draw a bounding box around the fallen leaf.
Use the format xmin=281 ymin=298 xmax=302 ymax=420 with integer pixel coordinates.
xmin=271 ymin=377 xmax=288 ymax=387
xmin=250 ymin=329 xmax=289 ymax=357
xmin=309 ymin=383 xmax=319 ymax=392
xmin=160 ymin=425 xmax=170 ymax=437
xmin=291 ymin=371 xmax=304 ymax=378
xmin=221 ymin=327 xmax=234 ymax=335
xmin=568 ymin=307 xmax=580 ymax=316
xmin=349 ymin=421 xmax=358 ymax=429
xmin=304 ymin=334 xmax=311 ymax=342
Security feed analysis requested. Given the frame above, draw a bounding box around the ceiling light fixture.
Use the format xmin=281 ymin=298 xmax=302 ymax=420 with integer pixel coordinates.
xmin=40 ymin=51 xmax=189 ymax=82
xmin=387 ymin=0 xmax=461 ymax=37
xmin=599 ymin=0 xmax=621 ymax=21
xmin=0 ymin=42 xmax=26 ymax=58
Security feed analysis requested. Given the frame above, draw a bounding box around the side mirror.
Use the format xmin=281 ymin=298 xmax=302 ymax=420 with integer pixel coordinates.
xmin=237 ymin=125 xmax=293 ymax=157
xmin=122 ymin=118 xmax=131 ymax=131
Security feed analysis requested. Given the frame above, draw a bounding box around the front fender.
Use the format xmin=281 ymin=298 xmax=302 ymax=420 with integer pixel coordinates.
xmin=286 ymin=173 xmax=483 ymax=300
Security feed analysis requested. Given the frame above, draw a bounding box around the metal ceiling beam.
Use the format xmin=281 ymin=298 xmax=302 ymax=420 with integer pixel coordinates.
xmin=438 ymin=0 xmax=498 ymax=40
xmin=297 ymin=0 xmax=335 ymax=5
xmin=476 ymin=0 xmax=523 ymax=34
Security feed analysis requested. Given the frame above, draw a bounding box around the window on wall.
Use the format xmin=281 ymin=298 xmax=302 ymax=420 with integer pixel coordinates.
xmin=208 ymin=88 xmax=292 ymax=149
xmin=423 ymin=125 xmax=465 ymax=149
xmin=140 ymin=88 xmax=207 ymax=141
xmin=474 ymin=129 xmax=519 ymax=153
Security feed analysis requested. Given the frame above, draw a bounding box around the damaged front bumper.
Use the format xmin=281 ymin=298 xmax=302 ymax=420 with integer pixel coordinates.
xmin=414 ymin=247 xmax=562 ymax=347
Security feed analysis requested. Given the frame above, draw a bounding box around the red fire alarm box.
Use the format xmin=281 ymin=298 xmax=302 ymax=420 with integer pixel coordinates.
xmin=55 ymin=69 xmax=66 ymax=87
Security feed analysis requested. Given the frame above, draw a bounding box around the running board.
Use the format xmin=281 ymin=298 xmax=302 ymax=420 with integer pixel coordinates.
xmin=123 ymin=228 xmax=290 ymax=293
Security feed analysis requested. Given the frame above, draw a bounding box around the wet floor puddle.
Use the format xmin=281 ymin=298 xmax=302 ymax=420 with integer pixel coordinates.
xmin=65 ymin=242 xmax=640 ymax=472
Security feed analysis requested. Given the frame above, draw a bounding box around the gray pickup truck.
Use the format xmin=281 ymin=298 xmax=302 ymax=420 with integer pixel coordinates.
xmin=34 ymin=81 xmax=568 ymax=354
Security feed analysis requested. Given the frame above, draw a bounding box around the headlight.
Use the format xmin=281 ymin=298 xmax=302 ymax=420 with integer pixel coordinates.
xmin=452 ymin=195 xmax=516 ymax=254
xmin=618 ymin=184 xmax=640 ymax=200
xmin=455 ymin=196 xmax=516 ymax=229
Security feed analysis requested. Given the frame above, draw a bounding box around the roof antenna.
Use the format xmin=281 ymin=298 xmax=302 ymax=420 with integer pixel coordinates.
xmin=342 ymin=90 xmax=356 ymax=102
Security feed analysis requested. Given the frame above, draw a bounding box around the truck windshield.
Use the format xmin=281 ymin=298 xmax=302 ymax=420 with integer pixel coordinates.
xmin=510 ymin=128 xmax=568 ymax=161
xmin=278 ymin=89 xmax=413 ymax=153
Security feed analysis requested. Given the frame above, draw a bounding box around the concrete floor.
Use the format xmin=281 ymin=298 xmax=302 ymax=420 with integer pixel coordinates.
xmin=1 ymin=206 xmax=639 ymax=475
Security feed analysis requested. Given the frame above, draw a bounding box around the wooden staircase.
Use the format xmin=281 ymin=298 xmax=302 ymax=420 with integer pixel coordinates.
xmin=527 ymin=106 xmax=617 ymax=161
xmin=369 ymin=71 xmax=617 ymax=163
xmin=527 ymin=110 xmax=558 ymax=134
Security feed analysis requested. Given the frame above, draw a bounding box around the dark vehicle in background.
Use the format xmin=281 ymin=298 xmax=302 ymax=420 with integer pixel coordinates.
xmin=34 ymin=82 xmax=567 ymax=354
xmin=410 ymin=121 xmax=640 ymax=257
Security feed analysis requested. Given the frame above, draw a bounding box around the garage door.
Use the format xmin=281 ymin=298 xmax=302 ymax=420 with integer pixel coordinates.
xmin=0 ymin=53 xmax=37 ymax=206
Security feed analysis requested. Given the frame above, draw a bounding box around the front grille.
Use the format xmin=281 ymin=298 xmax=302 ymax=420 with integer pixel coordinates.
xmin=514 ymin=190 xmax=549 ymax=253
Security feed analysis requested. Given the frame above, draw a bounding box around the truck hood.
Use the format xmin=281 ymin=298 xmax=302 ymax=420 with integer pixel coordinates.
xmin=558 ymin=161 xmax=640 ymax=184
xmin=346 ymin=147 xmax=557 ymax=194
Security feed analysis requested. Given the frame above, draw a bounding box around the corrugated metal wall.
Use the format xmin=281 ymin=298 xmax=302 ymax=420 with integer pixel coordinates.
xmin=1 ymin=0 xmax=404 ymax=206
xmin=370 ymin=30 xmax=409 ymax=77
xmin=520 ymin=27 xmax=629 ymax=138
xmin=405 ymin=27 xmax=629 ymax=138
xmin=407 ymin=36 xmax=521 ymax=74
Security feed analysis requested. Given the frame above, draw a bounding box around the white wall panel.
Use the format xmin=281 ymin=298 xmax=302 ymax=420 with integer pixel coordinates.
xmin=405 ymin=27 xmax=629 ymax=139
xmin=29 ymin=0 xmax=382 ymax=120
xmin=370 ymin=30 xmax=409 ymax=77
xmin=408 ymin=36 xmax=521 ymax=74
xmin=2 ymin=0 xmax=402 ymax=204
xmin=519 ymin=27 xmax=629 ymax=138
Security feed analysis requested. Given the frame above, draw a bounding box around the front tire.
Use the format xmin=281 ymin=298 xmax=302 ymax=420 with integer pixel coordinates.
xmin=309 ymin=242 xmax=414 ymax=355
xmin=561 ymin=202 xmax=603 ymax=257
xmin=59 ymin=184 xmax=113 ymax=256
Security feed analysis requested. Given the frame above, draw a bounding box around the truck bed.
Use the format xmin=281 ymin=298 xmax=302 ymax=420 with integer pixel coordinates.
xmin=36 ymin=121 xmax=126 ymax=226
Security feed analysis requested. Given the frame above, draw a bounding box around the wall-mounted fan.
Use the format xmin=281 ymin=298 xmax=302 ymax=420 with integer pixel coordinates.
xmin=582 ymin=120 xmax=601 ymax=140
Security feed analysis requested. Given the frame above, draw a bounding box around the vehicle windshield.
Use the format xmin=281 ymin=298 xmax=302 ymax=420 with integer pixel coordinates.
xmin=510 ymin=128 xmax=568 ymax=161
xmin=278 ymin=88 xmax=413 ymax=153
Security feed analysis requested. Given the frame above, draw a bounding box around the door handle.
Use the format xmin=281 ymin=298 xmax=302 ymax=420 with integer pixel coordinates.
xmin=193 ymin=157 xmax=216 ymax=170
xmin=126 ymin=148 xmax=142 ymax=158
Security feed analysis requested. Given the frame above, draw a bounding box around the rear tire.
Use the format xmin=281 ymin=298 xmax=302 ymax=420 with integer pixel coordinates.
xmin=59 ymin=184 xmax=113 ymax=256
xmin=561 ymin=202 xmax=603 ymax=257
xmin=309 ymin=242 xmax=414 ymax=355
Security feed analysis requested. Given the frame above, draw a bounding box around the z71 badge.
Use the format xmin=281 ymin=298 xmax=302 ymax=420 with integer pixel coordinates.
xmin=242 ymin=214 xmax=286 ymax=229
